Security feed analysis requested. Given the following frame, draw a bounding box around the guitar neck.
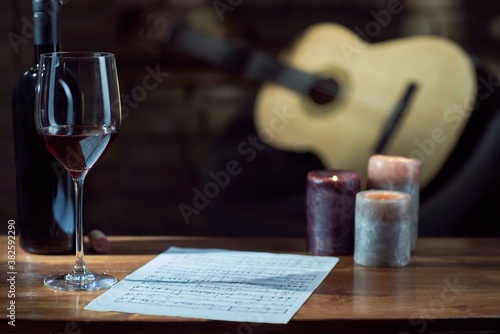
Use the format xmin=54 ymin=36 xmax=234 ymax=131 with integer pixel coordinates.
xmin=172 ymin=26 xmax=329 ymax=97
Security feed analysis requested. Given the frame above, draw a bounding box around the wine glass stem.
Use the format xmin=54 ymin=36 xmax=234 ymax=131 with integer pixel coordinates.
xmin=72 ymin=173 xmax=89 ymax=276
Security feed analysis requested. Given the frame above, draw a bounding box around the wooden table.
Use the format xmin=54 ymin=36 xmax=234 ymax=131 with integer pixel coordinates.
xmin=1 ymin=236 xmax=500 ymax=334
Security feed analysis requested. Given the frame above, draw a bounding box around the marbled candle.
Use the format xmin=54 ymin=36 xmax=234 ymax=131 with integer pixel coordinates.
xmin=354 ymin=190 xmax=411 ymax=268
xmin=306 ymin=170 xmax=360 ymax=255
xmin=367 ymin=155 xmax=421 ymax=251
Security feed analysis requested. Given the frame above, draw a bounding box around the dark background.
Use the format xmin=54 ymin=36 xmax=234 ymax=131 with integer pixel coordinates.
xmin=1 ymin=0 xmax=500 ymax=237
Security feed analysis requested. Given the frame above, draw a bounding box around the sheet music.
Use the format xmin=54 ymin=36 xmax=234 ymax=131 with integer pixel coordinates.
xmin=85 ymin=247 xmax=338 ymax=324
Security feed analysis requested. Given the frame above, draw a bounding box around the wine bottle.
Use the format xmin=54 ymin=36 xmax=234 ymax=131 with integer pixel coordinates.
xmin=12 ymin=0 xmax=75 ymax=254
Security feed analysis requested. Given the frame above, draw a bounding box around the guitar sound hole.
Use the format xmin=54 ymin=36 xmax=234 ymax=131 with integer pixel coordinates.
xmin=309 ymin=78 xmax=338 ymax=105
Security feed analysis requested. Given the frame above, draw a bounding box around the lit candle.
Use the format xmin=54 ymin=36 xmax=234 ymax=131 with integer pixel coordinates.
xmin=306 ymin=170 xmax=360 ymax=255
xmin=354 ymin=190 xmax=411 ymax=268
xmin=367 ymin=155 xmax=421 ymax=251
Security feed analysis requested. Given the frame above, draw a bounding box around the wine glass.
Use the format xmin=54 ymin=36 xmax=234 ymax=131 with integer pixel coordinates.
xmin=35 ymin=52 xmax=121 ymax=291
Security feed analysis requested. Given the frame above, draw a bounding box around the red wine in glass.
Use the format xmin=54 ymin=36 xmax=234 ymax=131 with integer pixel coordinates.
xmin=39 ymin=125 xmax=118 ymax=177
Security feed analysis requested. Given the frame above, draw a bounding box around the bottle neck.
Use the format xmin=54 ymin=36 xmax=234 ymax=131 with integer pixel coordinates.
xmin=34 ymin=44 xmax=60 ymax=65
xmin=33 ymin=3 xmax=61 ymax=65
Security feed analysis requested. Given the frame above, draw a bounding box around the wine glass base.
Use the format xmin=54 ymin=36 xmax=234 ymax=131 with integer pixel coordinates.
xmin=44 ymin=272 xmax=118 ymax=291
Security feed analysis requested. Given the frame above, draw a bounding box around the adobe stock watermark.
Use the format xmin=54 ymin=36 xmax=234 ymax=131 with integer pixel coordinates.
xmin=408 ymin=73 xmax=499 ymax=163
xmin=6 ymin=221 xmax=81 ymax=333
xmin=400 ymin=276 xmax=467 ymax=334
xmin=6 ymin=220 xmax=16 ymax=328
xmin=178 ymin=105 xmax=295 ymax=224
xmin=117 ymin=64 xmax=170 ymax=120
xmin=222 ymin=311 xmax=271 ymax=334
xmin=340 ymin=0 xmax=404 ymax=63
xmin=7 ymin=0 xmax=73 ymax=54
xmin=213 ymin=0 xmax=243 ymax=21
xmin=48 ymin=321 xmax=81 ymax=334
xmin=45 ymin=63 xmax=169 ymax=177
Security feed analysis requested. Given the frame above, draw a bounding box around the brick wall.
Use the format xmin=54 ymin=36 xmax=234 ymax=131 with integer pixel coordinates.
xmin=1 ymin=0 xmax=500 ymax=237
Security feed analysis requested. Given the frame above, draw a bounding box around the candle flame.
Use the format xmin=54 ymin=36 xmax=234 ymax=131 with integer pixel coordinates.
xmin=331 ymin=175 xmax=338 ymax=182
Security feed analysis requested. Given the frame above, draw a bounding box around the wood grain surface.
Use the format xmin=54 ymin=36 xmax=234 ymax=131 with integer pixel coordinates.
xmin=1 ymin=236 xmax=499 ymax=334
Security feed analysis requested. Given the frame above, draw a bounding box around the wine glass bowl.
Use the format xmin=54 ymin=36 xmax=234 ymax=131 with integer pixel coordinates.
xmin=35 ymin=52 xmax=121 ymax=291
xmin=38 ymin=125 xmax=118 ymax=179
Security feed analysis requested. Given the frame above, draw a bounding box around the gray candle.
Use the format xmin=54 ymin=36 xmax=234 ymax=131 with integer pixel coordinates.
xmin=354 ymin=190 xmax=411 ymax=268
xmin=367 ymin=155 xmax=421 ymax=251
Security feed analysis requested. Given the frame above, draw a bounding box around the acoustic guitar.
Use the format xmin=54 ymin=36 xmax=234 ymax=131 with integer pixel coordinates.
xmin=134 ymin=14 xmax=477 ymax=187
xmin=254 ymin=23 xmax=476 ymax=187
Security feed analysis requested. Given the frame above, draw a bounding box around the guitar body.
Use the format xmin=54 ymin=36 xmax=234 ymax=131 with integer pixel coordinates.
xmin=254 ymin=23 xmax=477 ymax=187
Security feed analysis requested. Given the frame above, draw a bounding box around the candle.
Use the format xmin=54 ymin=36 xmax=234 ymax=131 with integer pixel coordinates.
xmin=306 ymin=170 xmax=360 ymax=255
xmin=367 ymin=155 xmax=421 ymax=251
xmin=354 ymin=190 xmax=411 ymax=267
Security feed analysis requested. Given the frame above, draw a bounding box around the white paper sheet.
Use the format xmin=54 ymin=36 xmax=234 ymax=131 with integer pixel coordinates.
xmin=85 ymin=247 xmax=339 ymax=324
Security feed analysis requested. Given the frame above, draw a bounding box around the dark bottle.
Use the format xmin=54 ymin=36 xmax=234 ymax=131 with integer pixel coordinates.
xmin=12 ymin=0 xmax=75 ymax=254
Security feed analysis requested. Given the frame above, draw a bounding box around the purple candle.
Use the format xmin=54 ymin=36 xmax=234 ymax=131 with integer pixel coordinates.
xmin=306 ymin=170 xmax=360 ymax=255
